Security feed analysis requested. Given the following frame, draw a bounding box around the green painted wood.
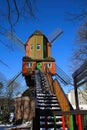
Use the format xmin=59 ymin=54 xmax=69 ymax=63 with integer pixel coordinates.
xmin=70 ymin=115 xmax=74 ymax=130
xmin=86 ymin=115 xmax=87 ymax=120
xmin=37 ymin=62 xmax=42 ymax=71
xmin=54 ymin=115 xmax=56 ymax=130
xmin=42 ymin=36 xmax=44 ymax=59
xmin=36 ymin=35 xmax=38 ymax=59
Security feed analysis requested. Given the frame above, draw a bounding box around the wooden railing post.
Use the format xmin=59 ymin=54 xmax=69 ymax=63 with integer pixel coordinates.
xmin=78 ymin=114 xmax=83 ymax=130
xmin=62 ymin=115 xmax=65 ymax=130
xmin=70 ymin=115 xmax=74 ymax=130
xmin=33 ymin=108 xmax=40 ymax=130
xmin=76 ymin=114 xmax=83 ymax=130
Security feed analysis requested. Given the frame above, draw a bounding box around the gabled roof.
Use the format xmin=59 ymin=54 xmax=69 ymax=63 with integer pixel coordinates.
xmin=25 ymin=30 xmax=49 ymax=46
xmin=33 ymin=30 xmax=43 ymax=35
xmin=29 ymin=30 xmax=48 ymax=39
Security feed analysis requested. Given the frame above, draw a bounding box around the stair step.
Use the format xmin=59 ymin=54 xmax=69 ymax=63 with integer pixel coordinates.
xmin=36 ymin=94 xmax=57 ymax=97
xmin=37 ymin=102 xmax=59 ymax=105
xmin=37 ymin=97 xmax=58 ymax=100
xmin=37 ymin=100 xmax=59 ymax=103
xmin=37 ymin=93 xmax=54 ymax=95
xmin=40 ymin=121 xmax=62 ymax=125
xmin=37 ymin=107 xmax=61 ymax=110
xmin=37 ymin=103 xmax=60 ymax=107
xmin=40 ymin=116 xmax=62 ymax=119
xmin=35 ymin=71 xmax=67 ymax=130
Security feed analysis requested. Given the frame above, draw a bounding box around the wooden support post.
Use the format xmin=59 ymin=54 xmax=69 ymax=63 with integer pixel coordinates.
xmin=76 ymin=115 xmax=78 ymax=126
xmin=76 ymin=115 xmax=83 ymax=130
xmin=74 ymin=82 xmax=79 ymax=110
xmin=70 ymin=115 xmax=74 ymax=130
xmin=81 ymin=114 xmax=86 ymax=130
xmin=54 ymin=115 xmax=56 ymax=130
xmin=45 ymin=116 xmax=48 ymax=130
xmin=78 ymin=114 xmax=83 ymax=130
xmin=62 ymin=115 xmax=65 ymax=130
xmin=86 ymin=115 xmax=87 ymax=121
xmin=33 ymin=108 xmax=40 ymax=130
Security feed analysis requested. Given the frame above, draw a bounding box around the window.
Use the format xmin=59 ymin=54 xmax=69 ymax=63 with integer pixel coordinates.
xmin=26 ymin=63 xmax=32 ymax=68
xmin=30 ymin=44 xmax=33 ymax=50
xmin=81 ymin=107 xmax=83 ymax=109
xmin=36 ymin=44 xmax=40 ymax=50
xmin=79 ymin=92 xmax=81 ymax=94
xmin=46 ymin=63 xmax=52 ymax=68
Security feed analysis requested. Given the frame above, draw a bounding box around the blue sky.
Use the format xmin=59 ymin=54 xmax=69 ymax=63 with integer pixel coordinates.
xmin=0 ymin=0 xmax=85 ymax=84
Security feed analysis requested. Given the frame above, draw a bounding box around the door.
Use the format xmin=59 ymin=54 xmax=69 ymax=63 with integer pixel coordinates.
xmin=37 ymin=62 xmax=42 ymax=71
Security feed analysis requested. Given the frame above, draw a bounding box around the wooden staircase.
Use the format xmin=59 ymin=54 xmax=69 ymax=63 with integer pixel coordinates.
xmin=34 ymin=70 xmax=68 ymax=130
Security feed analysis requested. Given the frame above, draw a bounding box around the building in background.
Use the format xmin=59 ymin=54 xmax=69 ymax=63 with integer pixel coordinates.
xmin=67 ymin=89 xmax=87 ymax=110
xmin=0 ymin=96 xmax=14 ymax=115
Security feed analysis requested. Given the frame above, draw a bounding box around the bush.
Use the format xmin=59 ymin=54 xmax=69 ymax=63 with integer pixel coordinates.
xmin=0 ymin=113 xmax=10 ymax=124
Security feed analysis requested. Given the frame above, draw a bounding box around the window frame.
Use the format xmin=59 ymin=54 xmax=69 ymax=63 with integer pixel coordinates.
xmin=36 ymin=44 xmax=40 ymax=51
xmin=46 ymin=63 xmax=52 ymax=68
xmin=30 ymin=44 xmax=33 ymax=51
xmin=26 ymin=62 xmax=32 ymax=68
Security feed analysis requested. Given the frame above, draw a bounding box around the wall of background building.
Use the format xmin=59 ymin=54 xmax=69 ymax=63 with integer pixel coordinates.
xmin=67 ymin=89 xmax=87 ymax=110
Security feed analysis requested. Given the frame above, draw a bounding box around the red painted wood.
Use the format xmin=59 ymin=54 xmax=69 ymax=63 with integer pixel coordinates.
xmin=62 ymin=116 xmax=65 ymax=130
xmin=23 ymin=62 xmax=26 ymax=75
xmin=67 ymin=116 xmax=70 ymax=128
xmin=78 ymin=114 xmax=83 ymax=130
xmin=52 ymin=62 xmax=56 ymax=75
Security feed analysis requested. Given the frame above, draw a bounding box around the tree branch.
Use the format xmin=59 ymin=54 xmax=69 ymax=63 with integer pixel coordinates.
xmin=13 ymin=0 xmax=20 ymax=26
xmin=6 ymin=0 xmax=12 ymax=29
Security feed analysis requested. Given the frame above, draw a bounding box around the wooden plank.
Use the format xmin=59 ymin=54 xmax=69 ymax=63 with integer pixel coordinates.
xmin=75 ymin=79 xmax=87 ymax=87
xmin=78 ymin=115 xmax=83 ymax=130
xmin=38 ymin=109 xmax=87 ymax=116
xmin=62 ymin=116 xmax=66 ymax=130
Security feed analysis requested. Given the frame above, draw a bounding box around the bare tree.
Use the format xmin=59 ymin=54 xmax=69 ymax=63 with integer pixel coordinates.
xmin=68 ymin=1 xmax=87 ymax=69
xmin=0 ymin=0 xmax=37 ymax=29
xmin=0 ymin=72 xmax=7 ymax=96
xmin=68 ymin=2 xmax=87 ymax=102
xmin=79 ymin=83 xmax=87 ymax=102
xmin=2 ymin=80 xmax=21 ymax=116
xmin=6 ymin=80 xmax=21 ymax=98
xmin=0 ymin=82 xmax=3 ymax=95
xmin=77 ymin=22 xmax=87 ymax=43
xmin=71 ymin=42 xmax=87 ymax=70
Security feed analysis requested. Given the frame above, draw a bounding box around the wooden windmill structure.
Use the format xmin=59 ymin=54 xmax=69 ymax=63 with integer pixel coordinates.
xmin=0 ymin=27 xmax=76 ymax=130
